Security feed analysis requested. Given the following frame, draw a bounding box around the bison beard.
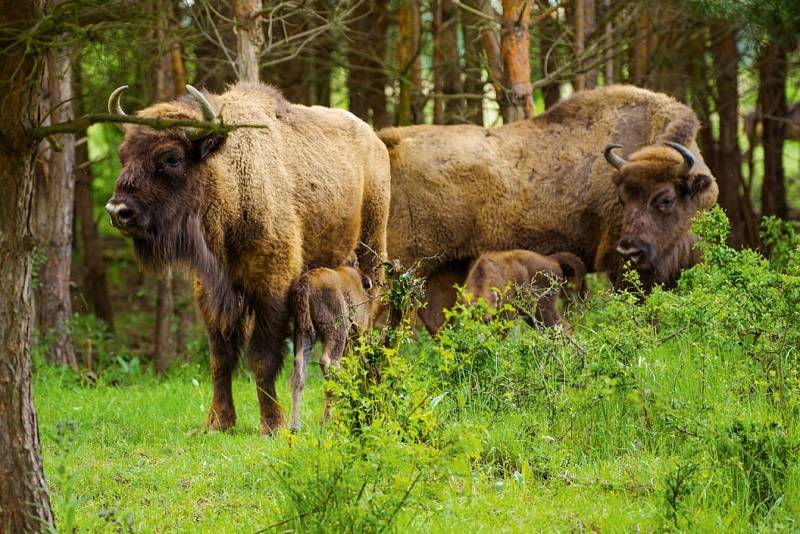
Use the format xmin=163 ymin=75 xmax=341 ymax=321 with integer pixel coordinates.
xmin=106 ymin=82 xmax=391 ymax=435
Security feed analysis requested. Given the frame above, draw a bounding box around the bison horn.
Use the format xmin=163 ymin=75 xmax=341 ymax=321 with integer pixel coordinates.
xmin=107 ymin=85 xmax=129 ymax=134
xmin=664 ymin=141 xmax=695 ymax=171
xmin=186 ymin=85 xmax=217 ymax=123
xmin=604 ymin=144 xmax=627 ymax=170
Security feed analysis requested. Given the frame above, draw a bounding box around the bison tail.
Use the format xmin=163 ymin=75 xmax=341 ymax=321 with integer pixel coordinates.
xmin=290 ymin=276 xmax=315 ymax=339
xmin=550 ymin=252 xmax=588 ymax=300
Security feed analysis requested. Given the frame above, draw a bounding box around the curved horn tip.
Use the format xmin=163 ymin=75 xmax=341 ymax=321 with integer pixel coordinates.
xmin=108 ymin=85 xmax=129 ymax=134
xmin=604 ymin=143 xmax=627 ymax=170
xmin=663 ymin=141 xmax=695 ymax=171
xmin=185 ymin=84 xmax=217 ymax=122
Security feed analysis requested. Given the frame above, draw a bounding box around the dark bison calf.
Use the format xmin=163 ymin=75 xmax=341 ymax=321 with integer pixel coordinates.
xmin=464 ymin=250 xmax=587 ymax=330
xmin=289 ymin=263 xmax=372 ymax=430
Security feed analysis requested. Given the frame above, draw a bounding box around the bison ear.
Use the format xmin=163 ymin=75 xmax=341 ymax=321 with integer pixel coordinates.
xmin=682 ymin=173 xmax=712 ymax=198
xmin=193 ymin=134 xmax=225 ymax=161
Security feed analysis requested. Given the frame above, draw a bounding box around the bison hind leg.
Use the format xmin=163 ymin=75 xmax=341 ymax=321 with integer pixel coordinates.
xmin=289 ymin=331 xmax=315 ymax=432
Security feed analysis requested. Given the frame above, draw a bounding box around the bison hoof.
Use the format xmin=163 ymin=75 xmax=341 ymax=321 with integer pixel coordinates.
xmin=205 ymin=408 xmax=236 ymax=433
xmin=260 ymin=415 xmax=285 ymax=436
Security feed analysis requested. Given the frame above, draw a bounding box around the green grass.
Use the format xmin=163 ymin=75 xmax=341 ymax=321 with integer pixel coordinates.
xmin=36 ymin=208 xmax=800 ymax=532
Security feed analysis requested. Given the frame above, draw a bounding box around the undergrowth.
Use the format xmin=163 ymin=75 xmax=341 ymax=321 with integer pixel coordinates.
xmin=36 ymin=207 xmax=800 ymax=532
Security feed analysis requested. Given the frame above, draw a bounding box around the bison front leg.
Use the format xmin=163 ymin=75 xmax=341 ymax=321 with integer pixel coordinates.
xmin=206 ymin=326 xmax=243 ymax=431
xmin=249 ymin=314 xmax=288 ymax=436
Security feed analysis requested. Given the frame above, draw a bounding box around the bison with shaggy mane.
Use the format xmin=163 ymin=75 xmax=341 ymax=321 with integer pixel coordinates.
xmin=105 ymin=82 xmax=390 ymax=435
xmin=379 ymin=85 xmax=718 ymax=332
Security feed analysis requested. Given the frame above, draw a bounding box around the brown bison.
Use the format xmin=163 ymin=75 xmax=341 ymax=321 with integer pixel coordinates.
xmin=464 ymin=250 xmax=586 ymax=330
xmin=288 ymin=258 xmax=372 ymax=431
xmin=379 ymin=85 xmax=718 ymax=332
xmin=104 ymin=82 xmax=390 ymax=435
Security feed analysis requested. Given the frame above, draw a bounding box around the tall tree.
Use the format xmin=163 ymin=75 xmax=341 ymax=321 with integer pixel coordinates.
xmin=396 ymin=0 xmax=423 ymax=125
xmin=433 ymin=0 xmax=465 ymax=124
xmin=538 ymin=1 xmax=561 ymax=108
xmin=72 ymin=54 xmax=115 ymax=332
xmin=758 ymin=42 xmax=789 ymax=219
xmin=347 ymin=0 xmax=390 ymax=127
xmin=234 ymin=0 xmax=264 ymax=82
xmin=711 ymin=25 xmax=756 ymax=248
xmin=461 ymin=0 xmax=485 ymax=124
xmin=0 ymin=0 xmax=56 ymax=529
xmin=34 ymin=44 xmax=77 ymax=367
xmin=499 ymin=0 xmax=533 ymax=122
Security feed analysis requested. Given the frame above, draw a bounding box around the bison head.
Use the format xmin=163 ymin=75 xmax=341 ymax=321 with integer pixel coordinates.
xmin=104 ymin=85 xmax=225 ymax=269
xmin=604 ymin=141 xmax=717 ymax=281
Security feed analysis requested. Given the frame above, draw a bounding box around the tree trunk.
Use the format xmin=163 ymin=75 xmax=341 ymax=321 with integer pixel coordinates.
xmin=758 ymin=42 xmax=788 ymax=219
xmin=154 ymin=268 xmax=175 ymax=374
xmin=499 ymin=0 xmax=533 ymax=122
xmin=603 ymin=0 xmax=613 ymax=85
xmin=34 ymin=46 xmax=77 ymax=367
xmin=583 ymin=0 xmax=597 ymax=89
xmin=0 ymin=0 xmax=56 ymax=530
xmin=574 ymin=0 xmax=586 ymax=91
xmin=173 ymin=271 xmax=195 ymax=360
xmin=461 ymin=0 xmax=485 ymax=124
xmin=631 ymin=11 xmax=650 ymax=86
xmin=72 ymin=54 xmax=114 ymax=333
xmin=433 ymin=0 xmax=465 ymax=124
xmin=396 ymin=0 xmax=423 ymax=125
xmin=234 ymin=0 xmax=263 ymax=82
xmin=347 ymin=0 xmax=390 ymax=127
xmin=538 ymin=0 xmax=560 ymax=109
xmin=711 ymin=25 xmax=756 ymax=248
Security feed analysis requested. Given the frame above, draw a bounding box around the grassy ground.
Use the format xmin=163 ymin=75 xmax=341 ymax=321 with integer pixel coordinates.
xmin=37 ymin=209 xmax=800 ymax=532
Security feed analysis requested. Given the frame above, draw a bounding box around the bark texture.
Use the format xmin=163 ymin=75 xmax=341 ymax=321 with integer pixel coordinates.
xmin=34 ymin=46 xmax=77 ymax=367
xmin=0 ymin=0 xmax=56 ymax=529
xmin=234 ymin=0 xmax=264 ymax=82
xmin=396 ymin=0 xmax=423 ymax=125
xmin=758 ymin=42 xmax=788 ymax=219
xmin=347 ymin=0 xmax=390 ymax=127
xmin=433 ymin=0 xmax=464 ymax=124
xmin=499 ymin=0 xmax=533 ymax=122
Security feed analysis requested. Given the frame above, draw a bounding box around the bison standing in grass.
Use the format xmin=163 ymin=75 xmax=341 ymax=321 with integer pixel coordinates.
xmin=379 ymin=85 xmax=718 ymax=332
xmin=104 ymin=82 xmax=390 ymax=435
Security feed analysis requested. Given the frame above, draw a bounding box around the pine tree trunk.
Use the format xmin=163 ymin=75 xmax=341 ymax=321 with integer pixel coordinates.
xmin=603 ymin=0 xmax=614 ymax=85
xmin=234 ymin=0 xmax=263 ymax=82
xmin=0 ymin=0 xmax=56 ymax=529
xmin=154 ymin=268 xmax=175 ymax=374
xmin=34 ymin=47 xmax=77 ymax=367
xmin=631 ymin=11 xmax=650 ymax=86
xmin=538 ymin=0 xmax=560 ymax=109
xmin=711 ymin=26 xmax=756 ymax=248
xmin=461 ymin=0 xmax=485 ymax=124
xmin=758 ymin=42 xmax=788 ymax=219
xmin=347 ymin=0 xmax=390 ymax=127
xmin=499 ymin=0 xmax=533 ymax=122
xmin=433 ymin=0 xmax=464 ymax=124
xmin=574 ymin=0 xmax=586 ymax=91
xmin=396 ymin=0 xmax=423 ymax=125
xmin=72 ymin=55 xmax=114 ymax=332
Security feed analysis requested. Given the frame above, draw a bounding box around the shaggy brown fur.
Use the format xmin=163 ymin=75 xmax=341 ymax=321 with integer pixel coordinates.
xmin=380 ymin=85 xmax=718 ymax=332
xmin=464 ymin=250 xmax=586 ymax=330
xmin=288 ymin=263 xmax=372 ymax=431
xmin=107 ymin=82 xmax=390 ymax=434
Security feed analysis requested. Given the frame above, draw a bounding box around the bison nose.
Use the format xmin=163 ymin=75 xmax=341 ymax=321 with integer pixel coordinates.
xmin=616 ymin=238 xmax=653 ymax=265
xmin=105 ymin=201 xmax=138 ymax=227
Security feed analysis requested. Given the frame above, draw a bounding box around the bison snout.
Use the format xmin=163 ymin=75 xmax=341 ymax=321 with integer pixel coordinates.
xmin=105 ymin=200 xmax=138 ymax=228
xmin=617 ymin=238 xmax=653 ymax=266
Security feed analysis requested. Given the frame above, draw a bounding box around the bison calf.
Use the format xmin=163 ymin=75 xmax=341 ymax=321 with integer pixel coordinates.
xmin=464 ymin=250 xmax=586 ymax=330
xmin=289 ymin=264 xmax=372 ymax=431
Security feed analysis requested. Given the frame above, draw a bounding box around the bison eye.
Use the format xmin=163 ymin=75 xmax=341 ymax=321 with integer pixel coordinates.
xmin=164 ymin=155 xmax=180 ymax=168
xmin=657 ymin=197 xmax=674 ymax=211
